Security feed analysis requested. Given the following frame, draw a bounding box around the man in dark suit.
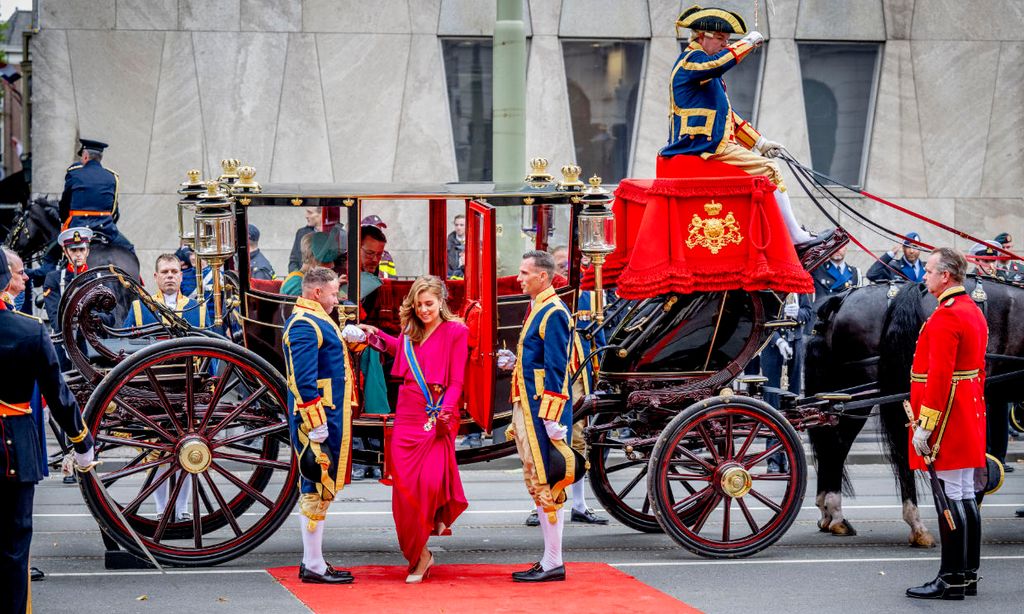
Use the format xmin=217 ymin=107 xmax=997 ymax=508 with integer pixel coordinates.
xmin=812 ymin=244 xmax=861 ymax=300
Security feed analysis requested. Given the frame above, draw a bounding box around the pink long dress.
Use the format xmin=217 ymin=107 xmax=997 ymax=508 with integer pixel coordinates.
xmin=378 ymin=320 xmax=469 ymax=568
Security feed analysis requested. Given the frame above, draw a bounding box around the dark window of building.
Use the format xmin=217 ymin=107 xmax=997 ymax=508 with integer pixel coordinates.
xmin=562 ymin=40 xmax=646 ymax=182
xmin=797 ymin=42 xmax=881 ymax=187
xmin=677 ymin=42 xmax=765 ymax=123
xmin=442 ymin=39 xmax=493 ymax=181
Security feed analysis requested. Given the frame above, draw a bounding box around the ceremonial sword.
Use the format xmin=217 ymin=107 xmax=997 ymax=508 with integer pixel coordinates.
xmin=77 ymin=461 xmax=167 ymax=574
xmin=902 ymin=401 xmax=955 ymax=530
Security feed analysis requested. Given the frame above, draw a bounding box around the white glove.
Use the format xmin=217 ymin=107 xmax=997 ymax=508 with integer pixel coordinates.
xmin=544 ymin=420 xmax=568 ymax=441
xmin=775 ymin=337 xmax=793 ymax=361
xmin=912 ymin=425 xmax=932 ymax=457
xmin=783 ymin=302 xmax=799 ymax=319
xmin=308 ymin=424 xmax=329 ymax=443
xmin=341 ymin=324 xmax=366 ymax=344
xmin=74 ymin=447 xmax=95 ymax=469
xmin=496 ymin=348 xmax=517 ymax=371
xmin=754 ymin=136 xmax=783 ymax=158
xmin=740 ymin=30 xmax=764 ymax=48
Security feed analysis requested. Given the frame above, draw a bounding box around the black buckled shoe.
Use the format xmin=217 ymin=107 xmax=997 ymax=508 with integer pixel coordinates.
xmin=524 ymin=510 xmax=540 ymax=526
xmin=30 ymin=567 xmax=45 ymax=582
xmin=299 ymin=562 xmax=354 ymax=584
xmin=512 ymin=563 xmax=565 ymax=583
xmin=570 ymin=508 xmax=609 ymax=525
xmin=906 ymin=573 xmax=965 ymax=600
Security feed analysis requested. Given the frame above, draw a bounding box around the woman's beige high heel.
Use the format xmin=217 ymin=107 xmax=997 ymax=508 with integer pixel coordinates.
xmin=405 ymin=552 xmax=434 ymax=584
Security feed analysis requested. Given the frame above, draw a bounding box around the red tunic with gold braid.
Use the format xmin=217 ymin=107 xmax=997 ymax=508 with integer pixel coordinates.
xmin=907 ymin=286 xmax=988 ymax=471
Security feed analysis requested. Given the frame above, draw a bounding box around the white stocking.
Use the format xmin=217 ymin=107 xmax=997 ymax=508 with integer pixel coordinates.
xmin=300 ymin=515 xmax=327 ymax=574
xmin=175 ymin=477 xmax=192 ymax=518
xmin=774 ymin=189 xmax=813 ymax=243
xmin=539 ymin=507 xmax=564 ymax=571
xmin=571 ymin=479 xmax=588 ymax=513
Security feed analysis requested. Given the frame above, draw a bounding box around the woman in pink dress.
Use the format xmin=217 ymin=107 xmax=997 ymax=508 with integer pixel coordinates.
xmin=360 ymin=276 xmax=469 ymax=583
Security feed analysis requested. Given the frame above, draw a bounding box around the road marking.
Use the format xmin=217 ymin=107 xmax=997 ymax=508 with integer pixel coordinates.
xmin=35 ymin=554 xmax=1024 ymax=577
xmin=33 ymin=503 xmax=1024 ymax=519
xmin=44 ymin=569 xmax=271 ymax=578
xmin=611 ymin=555 xmax=1024 ymax=568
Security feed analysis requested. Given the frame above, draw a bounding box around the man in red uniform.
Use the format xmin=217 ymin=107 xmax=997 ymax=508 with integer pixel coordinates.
xmin=906 ymin=247 xmax=987 ymax=601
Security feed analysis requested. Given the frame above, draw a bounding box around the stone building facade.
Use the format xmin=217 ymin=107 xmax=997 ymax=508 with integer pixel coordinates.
xmin=27 ymin=0 xmax=1024 ymax=275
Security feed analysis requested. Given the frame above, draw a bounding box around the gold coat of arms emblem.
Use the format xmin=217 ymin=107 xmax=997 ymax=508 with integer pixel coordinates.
xmin=686 ymin=200 xmax=743 ymax=254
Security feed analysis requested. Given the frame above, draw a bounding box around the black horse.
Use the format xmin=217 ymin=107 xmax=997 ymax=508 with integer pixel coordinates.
xmin=3 ymin=196 xmax=140 ymax=281
xmin=804 ymin=277 xmax=1023 ymax=547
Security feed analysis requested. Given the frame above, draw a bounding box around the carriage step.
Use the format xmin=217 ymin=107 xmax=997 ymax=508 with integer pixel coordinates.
xmin=734 ymin=375 xmax=768 ymax=385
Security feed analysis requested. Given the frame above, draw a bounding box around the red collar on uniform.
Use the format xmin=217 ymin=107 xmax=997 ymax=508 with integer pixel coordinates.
xmin=66 ymin=262 xmax=89 ymax=275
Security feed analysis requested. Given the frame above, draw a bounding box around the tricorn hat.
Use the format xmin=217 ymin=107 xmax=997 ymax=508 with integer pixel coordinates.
xmin=677 ymin=4 xmax=748 ymax=35
xmin=546 ymin=439 xmax=587 ymax=489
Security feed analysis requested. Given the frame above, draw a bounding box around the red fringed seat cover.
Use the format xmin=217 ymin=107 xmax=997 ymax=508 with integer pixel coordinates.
xmin=583 ymin=156 xmax=812 ymax=299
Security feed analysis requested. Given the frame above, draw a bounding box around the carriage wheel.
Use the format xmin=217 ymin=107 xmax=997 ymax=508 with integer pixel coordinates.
xmin=79 ymin=337 xmax=298 ymax=567
xmin=587 ymin=412 xmax=663 ymax=533
xmin=648 ymin=395 xmax=806 ymax=558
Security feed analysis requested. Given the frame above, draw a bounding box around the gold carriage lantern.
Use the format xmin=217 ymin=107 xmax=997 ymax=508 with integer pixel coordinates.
xmin=218 ymin=158 xmax=241 ymax=190
xmin=577 ymin=175 xmax=615 ymax=323
xmin=176 ymin=169 xmax=206 ymax=247
xmin=194 ymin=181 xmax=236 ymax=325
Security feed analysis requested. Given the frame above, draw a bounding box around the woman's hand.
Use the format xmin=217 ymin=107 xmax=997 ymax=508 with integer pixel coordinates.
xmin=358 ymin=323 xmax=379 ymax=336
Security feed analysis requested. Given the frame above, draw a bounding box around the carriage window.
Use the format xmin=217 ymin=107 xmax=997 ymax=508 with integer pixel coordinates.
xmin=797 ymin=42 xmax=882 ymax=188
xmin=442 ymin=38 xmax=494 ymax=182
xmin=562 ymin=40 xmax=645 ymax=183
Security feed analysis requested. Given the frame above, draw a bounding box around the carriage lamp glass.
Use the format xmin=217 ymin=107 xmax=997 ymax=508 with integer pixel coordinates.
xmin=577 ymin=176 xmax=615 ymax=323
xmin=577 ymin=176 xmax=615 ymax=256
xmin=177 ymin=169 xmax=205 ymax=246
xmin=194 ymin=181 xmax=237 ymax=326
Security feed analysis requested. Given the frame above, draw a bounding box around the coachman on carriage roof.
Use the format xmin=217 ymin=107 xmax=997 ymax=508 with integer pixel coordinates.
xmin=665 ymin=4 xmax=819 ymax=249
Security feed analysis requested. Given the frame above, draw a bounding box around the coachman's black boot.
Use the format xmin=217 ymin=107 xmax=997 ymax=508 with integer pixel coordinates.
xmin=962 ymin=498 xmax=982 ymax=596
xmin=906 ymin=499 xmax=966 ymax=600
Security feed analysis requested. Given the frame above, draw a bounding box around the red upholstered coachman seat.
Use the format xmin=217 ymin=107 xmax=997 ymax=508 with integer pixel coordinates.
xmin=582 ymin=156 xmax=812 ymax=298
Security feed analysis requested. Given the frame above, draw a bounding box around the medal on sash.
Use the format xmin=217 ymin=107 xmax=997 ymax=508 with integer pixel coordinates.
xmin=404 ymin=336 xmax=446 ymax=431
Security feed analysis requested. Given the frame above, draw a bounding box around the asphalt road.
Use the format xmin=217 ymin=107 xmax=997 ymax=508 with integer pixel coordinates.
xmin=27 ymin=450 xmax=1024 ymax=614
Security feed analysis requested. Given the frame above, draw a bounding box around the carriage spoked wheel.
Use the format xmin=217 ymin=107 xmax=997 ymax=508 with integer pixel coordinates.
xmin=587 ymin=412 xmax=663 ymax=533
xmin=648 ymin=395 xmax=806 ymax=558
xmin=79 ymin=336 xmax=299 ymax=566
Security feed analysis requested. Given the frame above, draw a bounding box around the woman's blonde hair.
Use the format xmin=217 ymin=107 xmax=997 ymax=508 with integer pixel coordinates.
xmin=400 ymin=275 xmax=459 ymax=343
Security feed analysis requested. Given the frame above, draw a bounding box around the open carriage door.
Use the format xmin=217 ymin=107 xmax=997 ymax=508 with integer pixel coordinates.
xmin=463 ymin=199 xmax=496 ymax=431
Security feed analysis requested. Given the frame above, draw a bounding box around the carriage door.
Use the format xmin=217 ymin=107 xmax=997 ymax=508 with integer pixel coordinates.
xmin=463 ymin=199 xmax=496 ymax=431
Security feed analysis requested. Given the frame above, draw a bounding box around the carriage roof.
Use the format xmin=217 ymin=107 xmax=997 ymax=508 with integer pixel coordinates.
xmin=240 ymin=181 xmax=594 ymax=206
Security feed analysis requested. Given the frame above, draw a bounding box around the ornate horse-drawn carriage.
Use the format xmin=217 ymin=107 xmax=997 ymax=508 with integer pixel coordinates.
xmin=56 ymin=154 xmax=940 ymax=567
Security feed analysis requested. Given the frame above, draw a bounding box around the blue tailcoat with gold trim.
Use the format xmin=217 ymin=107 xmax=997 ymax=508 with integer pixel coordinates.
xmin=511 ymin=286 xmax=573 ymax=484
xmin=661 ymin=39 xmax=759 ymax=158
xmin=283 ymin=297 xmax=355 ymax=500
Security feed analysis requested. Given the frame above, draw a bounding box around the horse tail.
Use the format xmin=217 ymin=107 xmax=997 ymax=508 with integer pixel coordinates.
xmin=877 ymin=283 xmax=927 ymax=502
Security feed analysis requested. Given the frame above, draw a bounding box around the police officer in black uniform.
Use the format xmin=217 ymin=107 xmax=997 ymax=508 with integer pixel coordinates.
xmin=811 ymin=244 xmax=861 ymax=300
xmin=0 ymin=253 xmax=94 ymax=614
xmin=59 ymin=138 xmax=134 ymax=254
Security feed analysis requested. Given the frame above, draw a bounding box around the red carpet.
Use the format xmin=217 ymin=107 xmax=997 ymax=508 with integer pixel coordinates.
xmin=268 ymin=562 xmax=701 ymax=613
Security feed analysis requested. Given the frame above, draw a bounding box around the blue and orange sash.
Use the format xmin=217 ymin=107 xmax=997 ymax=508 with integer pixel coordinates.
xmin=404 ymin=335 xmax=446 ymax=431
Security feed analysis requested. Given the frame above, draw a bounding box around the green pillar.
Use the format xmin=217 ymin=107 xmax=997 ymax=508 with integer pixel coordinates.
xmin=493 ymin=0 xmax=527 ymax=275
